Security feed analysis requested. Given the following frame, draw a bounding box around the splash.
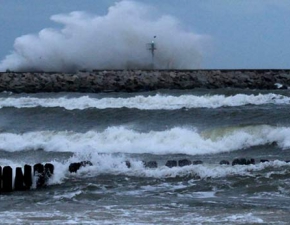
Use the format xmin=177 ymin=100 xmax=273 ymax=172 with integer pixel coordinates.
xmin=0 ymin=1 xmax=207 ymax=72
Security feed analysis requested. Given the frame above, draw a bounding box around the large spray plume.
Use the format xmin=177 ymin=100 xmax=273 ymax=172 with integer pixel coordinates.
xmin=0 ymin=1 xmax=208 ymax=72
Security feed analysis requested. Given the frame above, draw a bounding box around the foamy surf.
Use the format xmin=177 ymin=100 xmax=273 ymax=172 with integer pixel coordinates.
xmin=0 ymin=125 xmax=289 ymax=154
xmin=0 ymin=93 xmax=289 ymax=110
xmin=45 ymin=157 xmax=290 ymax=185
xmin=2 ymin=152 xmax=290 ymax=189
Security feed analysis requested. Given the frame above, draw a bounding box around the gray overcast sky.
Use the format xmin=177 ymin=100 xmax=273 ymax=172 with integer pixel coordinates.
xmin=0 ymin=0 xmax=289 ymax=69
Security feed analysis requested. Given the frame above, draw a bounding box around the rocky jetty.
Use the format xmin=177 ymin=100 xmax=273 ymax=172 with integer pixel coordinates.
xmin=0 ymin=69 xmax=289 ymax=93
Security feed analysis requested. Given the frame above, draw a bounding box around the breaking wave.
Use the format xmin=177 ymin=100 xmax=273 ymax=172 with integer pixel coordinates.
xmin=0 ymin=125 xmax=289 ymax=154
xmin=0 ymin=93 xmax=289 ymax=110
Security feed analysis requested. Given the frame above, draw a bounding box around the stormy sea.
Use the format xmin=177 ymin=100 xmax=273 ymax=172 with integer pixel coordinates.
xmin=1 ymin=87 xmax=290 ymax=224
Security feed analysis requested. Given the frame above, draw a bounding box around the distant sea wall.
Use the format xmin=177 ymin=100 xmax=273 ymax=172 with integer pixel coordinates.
xmin=0 ymin=70 xmax=290 ymax=93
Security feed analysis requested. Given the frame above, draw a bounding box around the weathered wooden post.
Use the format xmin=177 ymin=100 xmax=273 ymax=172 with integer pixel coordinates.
xmin=34 ymin=163 xmax=45 ymax=188
xmin=2 ymin=166 xmax=12 ymax=192
xmin=24 ymin=164 xmax=32 ymax=190
xmin=45 ymin=163 xmax=54 ymax=178
xmin=14 ymin=167 xmax=25 ymax=191
xmin=0 ymin=166 xmax=2 ymax=193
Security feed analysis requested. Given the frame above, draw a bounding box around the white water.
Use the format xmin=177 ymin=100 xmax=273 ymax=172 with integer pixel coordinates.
xmin=0 ymin=206 xmax=265 ymax=224
xmin=0 ymin=125 xmax=289 ymax=154
xmin=0 ymin=93 xmax=289 ymax=110
xmin=51 ymin=157 xmax=290 ymax=185
xmin=2 ymin=149 xmax=289 ymax=188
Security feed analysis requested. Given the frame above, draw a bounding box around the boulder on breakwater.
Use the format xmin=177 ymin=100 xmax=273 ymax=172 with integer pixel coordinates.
xmin=0 ymin=69 xmax=289 ymax=93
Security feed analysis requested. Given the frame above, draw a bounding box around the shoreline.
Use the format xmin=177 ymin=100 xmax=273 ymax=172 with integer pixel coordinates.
xmin=0 ymin=69 xmax=290 ymax=93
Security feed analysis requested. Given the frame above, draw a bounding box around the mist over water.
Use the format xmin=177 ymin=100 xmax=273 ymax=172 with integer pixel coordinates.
xmin=0 ymin=0 xmax=207 ymax=72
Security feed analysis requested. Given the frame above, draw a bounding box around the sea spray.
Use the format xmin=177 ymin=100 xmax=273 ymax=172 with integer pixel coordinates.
xmin=0 ymin=1 xmax=208 ymax=72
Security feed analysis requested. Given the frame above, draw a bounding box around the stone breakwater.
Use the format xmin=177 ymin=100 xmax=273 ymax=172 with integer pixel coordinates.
xmin=0 ymin=69 xmax=290 ymax=93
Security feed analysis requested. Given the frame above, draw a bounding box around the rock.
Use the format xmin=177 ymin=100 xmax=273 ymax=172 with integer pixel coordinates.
xmin=246 ymin=158 xmax=255 ymax=165
xmin=1 ymin=70 xmax=290 ymax=93
xmin=220 ymin=160 xmax=230 ymax=165
xmin=125 ymin=161 xmax=131 ymax=168
xmin=143 ymin=161 xmax=158 ymax=168
xmin=165 ymin=160 xmax=177 ymax=168
xmin=192 ymin=160 xmax=203 ymax=165
xmin=68 ymin=161 xmax=93 ymax=173
xmin=260 ymin=159 xmax=269 ymax=163
xmin=232 ymin=158 xmax=247 ymax=166
xmin=178 ymin=159 xmax=191 ymax=167
xmin=169 ymin=72 xmax=176 ymax=78
xmin=68 ymin=162 xmax=82 ymax=173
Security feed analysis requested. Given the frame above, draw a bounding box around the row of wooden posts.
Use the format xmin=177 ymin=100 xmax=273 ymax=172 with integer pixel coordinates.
xmin=0 ymin=163 xmax=54 ymax=193
xmin=0 ymin=158 xmax=282 ymax=193
xmin=68 ymin=158 xmax=278 ymax=173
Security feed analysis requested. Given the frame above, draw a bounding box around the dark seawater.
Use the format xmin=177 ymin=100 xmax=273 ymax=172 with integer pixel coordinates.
xmin=1 ymin=88 xmax=290 ymax=224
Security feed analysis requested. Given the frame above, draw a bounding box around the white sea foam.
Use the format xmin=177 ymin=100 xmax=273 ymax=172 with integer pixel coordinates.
xmin=0 ymin=93 xmax=289 ymax=110
xmin=1 ymin=124 xmax=290 ymax=185
xmin=0 ymin=208 xmax=265 ymax=224
xmin=127 ymin=160 xmax=289 ymax=179
xmin=3 ymin=154 xmax=289 ymax=189
xmin=0 ymin=125 xmax=289 ymax=154
xmin=52 ymin=157 xmax=290 ymax=185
